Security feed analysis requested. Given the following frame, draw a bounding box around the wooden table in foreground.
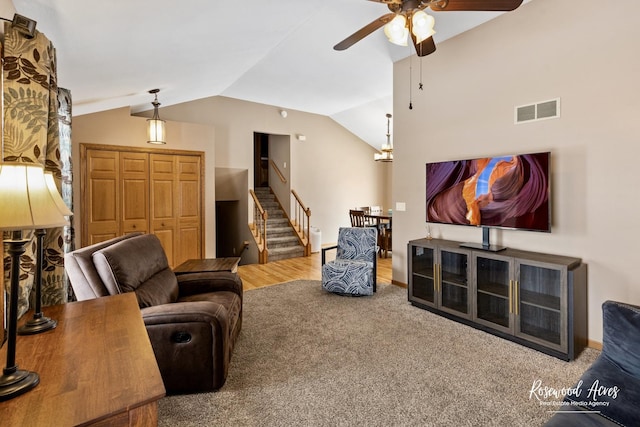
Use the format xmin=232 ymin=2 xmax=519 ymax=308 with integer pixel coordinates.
xmin=0 ymin=292 xmax=166 ymax=426
xmin=173 ymin=257 xmax=241 ymax=274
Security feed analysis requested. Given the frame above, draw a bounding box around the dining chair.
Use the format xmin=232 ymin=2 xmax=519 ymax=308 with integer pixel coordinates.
xmin=349 ymin=209 xmax=366 ymax=227
xmin=359 ymin=206 xmax=374 ymax=226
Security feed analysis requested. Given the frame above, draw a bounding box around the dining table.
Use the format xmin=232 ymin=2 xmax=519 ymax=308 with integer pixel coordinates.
xmin=364 ymin=212 xmax=392 ymax=228
xmin=364 ymin=212 xmax=392 ymax=257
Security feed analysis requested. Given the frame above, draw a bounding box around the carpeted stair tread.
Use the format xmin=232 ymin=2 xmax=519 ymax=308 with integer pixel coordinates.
xmin=254 ymin=187 xmax=305 ymax=262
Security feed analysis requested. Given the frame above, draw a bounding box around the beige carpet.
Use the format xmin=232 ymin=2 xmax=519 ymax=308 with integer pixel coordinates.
xmin=158 ymin=280 xmax=599 ymax=426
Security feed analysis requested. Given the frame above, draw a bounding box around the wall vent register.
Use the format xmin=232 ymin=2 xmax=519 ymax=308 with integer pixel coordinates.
xmin=515 ymin=98 xmax=560 ymax=124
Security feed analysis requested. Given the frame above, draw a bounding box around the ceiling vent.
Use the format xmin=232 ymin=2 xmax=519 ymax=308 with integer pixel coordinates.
xmin=515 ymin=98 xmax=560 ymax=124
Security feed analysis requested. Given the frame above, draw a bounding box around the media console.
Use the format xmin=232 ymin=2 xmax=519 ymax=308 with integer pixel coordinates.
xmin=408 ymin=238 xmax=587 ymax=361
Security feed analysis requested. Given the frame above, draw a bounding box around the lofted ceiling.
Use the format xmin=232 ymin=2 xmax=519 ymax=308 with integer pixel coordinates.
xmin=9 ymin=0 xmax=525 ymax=149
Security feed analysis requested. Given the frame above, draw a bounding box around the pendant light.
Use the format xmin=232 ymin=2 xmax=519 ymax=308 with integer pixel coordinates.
xmin=374 ymin=113 xmax=393 ymax=162
xmin=147 ymin=89 xmax=166 ymax=145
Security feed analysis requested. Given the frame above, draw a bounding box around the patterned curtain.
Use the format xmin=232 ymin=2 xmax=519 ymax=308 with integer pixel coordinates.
xmin=2 ymin=23 xmax=72 ymax=317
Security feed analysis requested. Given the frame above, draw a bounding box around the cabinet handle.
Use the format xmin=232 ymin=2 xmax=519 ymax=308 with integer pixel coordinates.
xmin=433 ymin=263 xmax=437 ymax=293
xmin=515 ymin=281 xmax=519 ymax=316
xmin=509 ymin=280 xmax=513 ymax=314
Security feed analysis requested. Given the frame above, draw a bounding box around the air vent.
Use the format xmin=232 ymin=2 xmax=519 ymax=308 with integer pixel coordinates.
xmin=515 ymin=98 xmax=560 ymax=124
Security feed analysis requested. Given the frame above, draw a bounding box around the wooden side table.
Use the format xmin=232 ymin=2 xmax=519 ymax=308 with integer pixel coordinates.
xmin=0 ymin=293 xmax=166 ymax=426
xmin=173 ymin=257 xmax=241 ymax=274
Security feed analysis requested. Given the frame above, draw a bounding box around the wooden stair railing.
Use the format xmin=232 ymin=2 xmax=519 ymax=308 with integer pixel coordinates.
xmin=291 ymin=189 xmax=312 ymax=256
xmin=249 ymin=189 xmax=269 ymax=264
xmin=270 ymin=159 xmax=287 ymax=184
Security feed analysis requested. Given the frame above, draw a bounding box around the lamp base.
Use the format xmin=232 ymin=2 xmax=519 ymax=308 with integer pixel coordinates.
xmin=18 ymin=314 xmax=57 ymax=335
xmin=0 ymin=368 xmax=40 ymax=401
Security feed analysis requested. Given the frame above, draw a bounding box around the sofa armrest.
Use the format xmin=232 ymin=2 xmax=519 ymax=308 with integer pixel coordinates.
xmin=176 ymin=271 xmax=243 ymax=299
xmin=321 ymin=245 xmax=337 ymax=265
xmin=141 ymin=300 xmax=229 ymax=326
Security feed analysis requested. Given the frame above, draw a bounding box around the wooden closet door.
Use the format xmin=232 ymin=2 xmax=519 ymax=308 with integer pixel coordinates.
xmin=150 ymin=154 xmax=177 ymax=267
xmin=121 ymin=152 xmax=149 ymax=235
xmin=176 ymin=155 xmax=202 ymax=266
xmin=82 ymin=144 xmax=204 ymax=261
xmin=85 ymin=149 xmax=120 ymax=244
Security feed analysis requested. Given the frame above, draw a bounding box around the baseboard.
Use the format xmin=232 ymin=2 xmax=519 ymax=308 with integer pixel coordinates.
xmin=588 ymin=339 xmax=603 ymax=350
xmin=391 ymin=280 xmax=407 ymax=288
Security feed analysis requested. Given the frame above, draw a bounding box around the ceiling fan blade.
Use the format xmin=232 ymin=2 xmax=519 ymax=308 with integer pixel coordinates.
xmin=334 ymin=13 xmax=395 ymax=51
xmin=412 ymin=35 xmax=436 ymax=57
xmin=430 ymin=0 xmax=523 ymax=12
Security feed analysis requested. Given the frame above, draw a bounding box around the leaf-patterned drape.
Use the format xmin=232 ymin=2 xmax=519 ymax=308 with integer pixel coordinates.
xmin=2 ymin=23 xmax=73 ymax=317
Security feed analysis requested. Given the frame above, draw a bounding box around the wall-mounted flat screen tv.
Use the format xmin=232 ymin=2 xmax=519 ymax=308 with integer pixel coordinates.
xmin=426 ymin=152 xmax=550 ymax=233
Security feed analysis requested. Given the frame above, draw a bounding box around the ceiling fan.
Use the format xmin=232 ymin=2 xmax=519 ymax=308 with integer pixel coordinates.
xmin=334 ymin=0 xmax=524 ymax=57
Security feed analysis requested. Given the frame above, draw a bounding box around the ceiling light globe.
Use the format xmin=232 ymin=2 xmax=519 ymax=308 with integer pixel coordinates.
xmin=412 ymin=11 xmax=435 ymax=43
xmin=384 ymin=15 xmax=409 ymax=46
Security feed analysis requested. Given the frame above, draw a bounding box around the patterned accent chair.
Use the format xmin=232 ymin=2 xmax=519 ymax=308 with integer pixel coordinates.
xmin=321 ymin=227 xmax=377 ymax=296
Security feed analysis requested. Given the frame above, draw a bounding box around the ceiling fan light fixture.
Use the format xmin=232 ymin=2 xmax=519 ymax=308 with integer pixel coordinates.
xmin=412 ymin=10 xmax=435 ymax=43
xmin=384 ymin=14 xmax=409 ymax=46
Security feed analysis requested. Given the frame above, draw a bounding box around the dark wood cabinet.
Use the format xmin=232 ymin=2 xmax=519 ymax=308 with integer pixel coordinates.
xmin=408 ymin=238 xmax=587 ymax=361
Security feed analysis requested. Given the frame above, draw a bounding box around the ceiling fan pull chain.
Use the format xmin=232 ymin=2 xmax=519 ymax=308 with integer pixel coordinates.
xmin=419 ymin=56 xmax=424 ymax=90
xmin=409 ymin=47 xmax=413 ymax=110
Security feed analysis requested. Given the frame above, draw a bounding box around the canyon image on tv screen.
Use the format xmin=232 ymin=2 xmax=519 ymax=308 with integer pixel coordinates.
xmin=426 ymin=152 xmax=550 ymax=232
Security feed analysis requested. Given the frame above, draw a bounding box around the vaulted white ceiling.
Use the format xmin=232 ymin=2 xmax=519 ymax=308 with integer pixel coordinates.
xmin=10 ymin=0 xmax=523 ymax=149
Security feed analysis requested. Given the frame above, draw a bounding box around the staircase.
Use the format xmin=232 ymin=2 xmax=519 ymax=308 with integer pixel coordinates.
xmin=254 ymin=187 xmax=305 ymax=262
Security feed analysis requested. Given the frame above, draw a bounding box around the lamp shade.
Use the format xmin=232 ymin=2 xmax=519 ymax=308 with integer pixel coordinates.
xmin=0 ymin=163 xmax=70 ymax=230
xmin=147 ymin=89 xmax=166 ymax=144
xmin=44 ymin=171 xmax=73 ymax=217
xmin=147 ymin=118 xmax=166 ymax=145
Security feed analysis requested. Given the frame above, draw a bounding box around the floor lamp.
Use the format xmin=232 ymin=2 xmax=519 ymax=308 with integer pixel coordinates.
xmin=0 ymin=163 xmax=70 ymax=401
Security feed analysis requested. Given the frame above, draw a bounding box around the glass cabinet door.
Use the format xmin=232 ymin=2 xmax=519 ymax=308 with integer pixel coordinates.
xmin=515 ymin=261 xmax=566 ymax=351
xmin=439 ymin=249 xmax=470 ymax=317
xmin=474 ymin=254 xmax=512 ymax=332
xmin=409 ymin=245 xmax=436 ymax=306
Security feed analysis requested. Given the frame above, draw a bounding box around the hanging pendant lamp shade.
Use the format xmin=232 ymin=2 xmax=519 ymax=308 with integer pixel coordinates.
xmin=147 ymin=89 xmax=166 ymax=145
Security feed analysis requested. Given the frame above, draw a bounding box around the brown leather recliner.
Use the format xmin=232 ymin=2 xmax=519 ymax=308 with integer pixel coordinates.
xmin=65 ymin=233 xmax=243 ymax=394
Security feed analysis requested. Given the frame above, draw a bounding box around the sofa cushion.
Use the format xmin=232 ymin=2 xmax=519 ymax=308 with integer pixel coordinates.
xmin=602 ymin=300 xmax=640 ymax=379
xmin=64 ymin=233 xmax=141 ymax=300
xmin=92 ymin=234 xmax=179 ymax=307
xmin=562 ymin=355 xmax=640 ymax=427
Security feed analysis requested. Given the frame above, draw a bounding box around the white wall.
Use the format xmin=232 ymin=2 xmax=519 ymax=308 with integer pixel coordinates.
xmin=391 ymin=0 xmax=640 ymax=343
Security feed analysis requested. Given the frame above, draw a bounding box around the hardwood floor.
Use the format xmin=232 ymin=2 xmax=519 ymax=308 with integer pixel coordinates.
xmin=237 ymin=249 xmax=394 ymax=291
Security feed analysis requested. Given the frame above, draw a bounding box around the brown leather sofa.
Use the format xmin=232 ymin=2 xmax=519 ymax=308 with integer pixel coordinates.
xmin=65 ymin=233 xmax=243 ymax=393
